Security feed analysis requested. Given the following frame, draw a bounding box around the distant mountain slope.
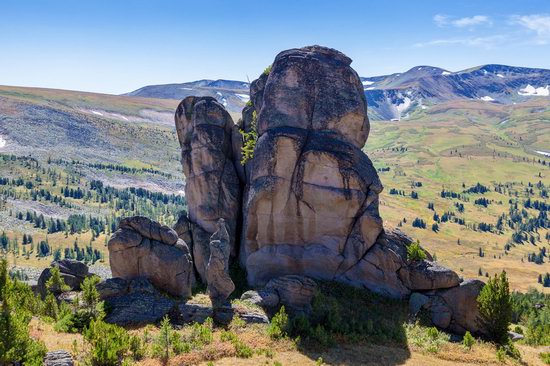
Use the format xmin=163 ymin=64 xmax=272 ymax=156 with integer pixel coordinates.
xmin=125 ymin=79 xmax=250 ymax=113
xmin=362 ymin=64 xmax=550 ymax=120
xmin=124 ymin=65 xmax=550 ymax=120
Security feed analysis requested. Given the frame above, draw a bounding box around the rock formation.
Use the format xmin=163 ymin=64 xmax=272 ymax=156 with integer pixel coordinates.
xmin=410 ymin=279 xmax=485 ymax=335
xmin=162 ymin=45 xmax=484 ymax=335
xmin=97 ymin=277 xmax=176 ymax=326
xmin=37 ymin=259 xmax=90 ymax=297
xmin=174 ymin=96 xmax=242 ymax=282
xmin=108 ymin=216 xmax=195 ymax=297
xmin=206 ymin=218 xmax=235 ymax=308
xmin=239 ymin=46 xmax=383 ymax=286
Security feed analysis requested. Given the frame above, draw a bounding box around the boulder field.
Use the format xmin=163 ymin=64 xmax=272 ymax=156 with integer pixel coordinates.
xmin=107 ymin=45 xmax=484 ymax=335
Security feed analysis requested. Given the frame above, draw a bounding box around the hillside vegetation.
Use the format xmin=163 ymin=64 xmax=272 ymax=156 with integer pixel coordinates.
xmin=1 ymin=87 xmax=547 ymax=293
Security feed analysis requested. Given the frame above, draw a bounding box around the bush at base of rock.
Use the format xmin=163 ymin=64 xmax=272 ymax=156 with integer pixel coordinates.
xmin=83 ymin=319 xmax=143 ymax=366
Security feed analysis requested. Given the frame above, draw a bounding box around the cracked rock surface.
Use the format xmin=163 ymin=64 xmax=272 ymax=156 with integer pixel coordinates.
xmin=108 ymin=216 xmax=195 ymax=297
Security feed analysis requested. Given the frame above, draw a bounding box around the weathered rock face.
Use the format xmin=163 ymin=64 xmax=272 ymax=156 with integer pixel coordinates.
xmin=206 ymin=219 xmax=235 ymax=308
xmin=399 ymin=260 xmax=461 ymax=291
xmin=241 ymin=46 xmax=383 ymax=286
xmin=37 ymin=259 xmax=90 ymax=297
xmin=169 ymin=45 xmax=484 ymax=335
xmin=409 ymin=279 xmax=485 ymax=335
xmin=108 ymin=216 xmax=195 ymax=297
xmin=175 ymin=96 xmax=242 ymax=282
xmin=265 ymin=275 xmax=317 ymax=314
xmin=98 ymin=277 xmax=176 ymax=326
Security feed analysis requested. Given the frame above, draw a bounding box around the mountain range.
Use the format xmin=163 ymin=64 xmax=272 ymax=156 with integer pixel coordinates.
xmin=126 ymin=64 xmax=550 ymax=120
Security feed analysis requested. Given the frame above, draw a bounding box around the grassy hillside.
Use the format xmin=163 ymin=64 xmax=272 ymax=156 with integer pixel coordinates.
xmin=366 ymin=99 xmax=550 ymax=292
xmin=0 ymin=86 xmax=548 ymax=293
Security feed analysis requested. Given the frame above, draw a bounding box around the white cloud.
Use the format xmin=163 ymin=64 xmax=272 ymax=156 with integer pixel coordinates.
xmin=413 ymin=35 xmax=506 ymax=49
xmin=512 ymin=14 xmax=550 ymax=44
xmin=434 ymin=14 xmax=491 ymax=28
xmin=434 ymin=14 xmax=449 ymax=27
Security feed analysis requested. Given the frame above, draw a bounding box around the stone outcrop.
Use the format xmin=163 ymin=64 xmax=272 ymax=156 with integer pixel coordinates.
xmin=206 ymin=219 xmax=235 ymax=309
xmin=98 ymin=277 xmax=176 ymax=326
xmin=265 ymin=275 xmax=317 ymax=314
xmin=169 ymin=45 xmax=484 ymax=335
xmin=108 ymin=216 xmax=195 ymax=297
xmin=409 ymin=279 xmax=485 ymax=335
xmin=174 ymin=96 xmax=242 ymax=283
xmin=240 ymin=46 xmax=383 ymax=287
xmin=399 ymin=260 xmax=461 ymax=291
xmin=37 ymin=259 xmax=90 ymax=297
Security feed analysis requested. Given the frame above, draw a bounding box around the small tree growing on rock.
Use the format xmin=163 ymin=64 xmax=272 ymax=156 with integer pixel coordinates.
xmin=407 ymin=240 xmax=427 ymax=262
xmin=477 ymin=271 xmax=512 ymax=345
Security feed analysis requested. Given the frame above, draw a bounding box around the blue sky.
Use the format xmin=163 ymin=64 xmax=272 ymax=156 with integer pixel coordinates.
xmin=1 ymin=0 xmax=550 ymax=94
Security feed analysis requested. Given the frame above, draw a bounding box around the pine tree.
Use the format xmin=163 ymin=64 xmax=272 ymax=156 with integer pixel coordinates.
xmin=477 ymin=271 xmax=512 ymax=344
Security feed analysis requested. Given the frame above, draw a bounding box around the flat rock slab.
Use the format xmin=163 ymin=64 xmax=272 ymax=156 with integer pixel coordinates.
xmin=44 ymin=350 xmax=74 ymax=366
xmin=100 ymin=277 xmax=176 ymax=326
xmin=177 ymin=302 xmax=268 ymax=325
xmin=105 ymin=291 xmax=175 ymax=326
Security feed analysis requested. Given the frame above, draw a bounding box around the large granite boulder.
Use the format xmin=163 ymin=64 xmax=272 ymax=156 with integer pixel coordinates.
xmin=108 ymin=216 xmax=195 ymax=297
xmin=175 ymin=96 xmax=242 ymax=282
xmin=37 ymin=259 xmax=90 ymax=297
xmin=240 ymin=46 xmax=383 ymax=286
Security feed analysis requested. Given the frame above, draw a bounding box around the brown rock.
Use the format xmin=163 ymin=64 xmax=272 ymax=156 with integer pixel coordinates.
xmin=399 ymin=260 xmax=461 ymax=291
xmin=337 ymin=235 xmax=410 ymax=299
xmin=265 ymin=275 xmax=317 ymax=313
xmin=175 ymin=96 xmax=242 ymax=282
xmin=108 ymin=216 xmax=195 ymax=297
xmin=37 ymin=259 xmax=90 ymax=297
xmin=241 ymin=46 xmax=383 ymax=287
xmin=206 ymin=219 xmax=235 ymax=308
xmin=439 ymin=279 xmax=484 ymax=334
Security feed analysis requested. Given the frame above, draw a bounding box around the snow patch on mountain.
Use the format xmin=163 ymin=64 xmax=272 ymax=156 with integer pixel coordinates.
xmin=441 ymin=71 xmax=451 ymax=76
xmin=396 ymin=96 xmax=412 ymax=116
xmin=362 ymin=80 xmax=374 ymax=86
xmin=518 ymin=85 xmax=549 ymax=96
xmin=480 ymin=96 xmax=495 ymax=102
xmin=0 ymin=135 xmax=6 ymax=149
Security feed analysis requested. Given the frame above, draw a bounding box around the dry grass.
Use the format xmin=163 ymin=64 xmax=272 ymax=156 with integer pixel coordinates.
xmin=28 ymin=316 xmax=550 ymax=366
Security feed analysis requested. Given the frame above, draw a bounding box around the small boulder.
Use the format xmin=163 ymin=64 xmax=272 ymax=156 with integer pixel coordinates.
xmin=108 ymin=216 xmax=195 ymax=298
xmin=44 ymin=350 xmax=74 ymax=366
xmin=96 ymin=277 xmax=129 ymax=299
xmin=37 ymin=259 xmax=90 ymax=297
xmin=410 ymin=279 xmax=485 ymax=335
xmin=399 ymin=260 xmax=460 ymax=291
xmin=101 ymin=277 xmax=176 ymax=326
xmin=439 ymin=279 xmax=484 ymax=335
xmin=265 ymin=275 xmax=317 ymax=313
xmin=240 ymin=289 xmax=280 ymax=309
